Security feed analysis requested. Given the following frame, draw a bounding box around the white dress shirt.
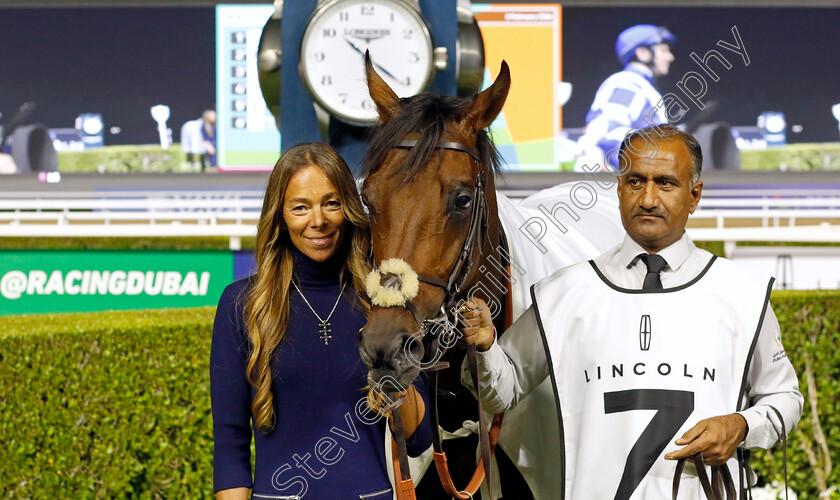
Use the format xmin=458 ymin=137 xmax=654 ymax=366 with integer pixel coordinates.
xmin=468 ymin=232 xmax=803 ymax=451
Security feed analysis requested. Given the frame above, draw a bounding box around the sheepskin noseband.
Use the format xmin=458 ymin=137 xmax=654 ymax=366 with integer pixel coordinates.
xmin=365 ymin=258 xmax=420 ymax=307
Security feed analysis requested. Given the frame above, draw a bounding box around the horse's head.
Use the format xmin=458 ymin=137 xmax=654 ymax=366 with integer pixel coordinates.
xmin=358 ymin=54 xmax=510 ymax=390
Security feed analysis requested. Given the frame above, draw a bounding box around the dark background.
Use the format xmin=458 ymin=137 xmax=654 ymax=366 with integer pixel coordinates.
xmin=0 ymin=5 xmax=838 ymax=144
xmin=0 ymin=8 xmax=215 ymax=145
xmin=562 ymin=7 xmax=840 ymax=142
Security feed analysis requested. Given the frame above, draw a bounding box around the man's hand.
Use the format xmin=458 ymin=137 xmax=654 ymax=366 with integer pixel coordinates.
xmin=457 ymin=298 xmax=495 ymax=352
xmin=664 ymin=413 xmax=747 ymax=466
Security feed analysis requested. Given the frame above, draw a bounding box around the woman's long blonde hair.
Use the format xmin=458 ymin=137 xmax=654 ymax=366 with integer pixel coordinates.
xmin=245 ymin=143 xmax=370 ymax=433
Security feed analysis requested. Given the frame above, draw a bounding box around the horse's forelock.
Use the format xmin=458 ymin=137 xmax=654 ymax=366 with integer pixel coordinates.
xmin=476 ymin=129 xmax=503 ymax=178
xmin=361 ymin=93 xmax=501 ymax=183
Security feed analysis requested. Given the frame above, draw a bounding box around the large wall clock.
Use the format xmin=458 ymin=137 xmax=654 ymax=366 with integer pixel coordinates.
xmin=300 ymin=0 xmax=442 ymax=126
xmin=258 ymin=0 xmax=484 ymax=130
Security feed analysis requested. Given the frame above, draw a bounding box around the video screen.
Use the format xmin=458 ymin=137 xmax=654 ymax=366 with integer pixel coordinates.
xmin=0 ymin=7 xmax=215 ymax=174
xmin=0 ymin=4 xmax=837 ymax=174
xmin=561 ymin=6 xmax=840 ymax=173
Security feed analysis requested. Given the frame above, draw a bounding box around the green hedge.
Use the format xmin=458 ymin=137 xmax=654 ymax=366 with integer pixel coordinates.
xmin=560 ymin=143 xmax=840 ymax=171
xmin=753 ymin=291 xmax=840 ymax=499
xmin=692 ymin=241 xmax=840 ymax=259
xmin=740 ymin=142 xmax=840 ymax=171
xmin=0 ymin=308 xmax=217 ymax=498
xmin=57 ymin=145 xmax=185 ymax=173
xmin=1 ymin=294 xmax=839 ymax=498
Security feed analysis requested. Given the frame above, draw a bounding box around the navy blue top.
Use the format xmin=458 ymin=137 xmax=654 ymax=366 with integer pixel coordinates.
xmin=210 ymin=246 xmax=431 ymax=498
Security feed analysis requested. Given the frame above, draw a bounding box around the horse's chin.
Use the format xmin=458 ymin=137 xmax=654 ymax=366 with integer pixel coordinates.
xmin=367 ymin=365 xmax=421 ymax=394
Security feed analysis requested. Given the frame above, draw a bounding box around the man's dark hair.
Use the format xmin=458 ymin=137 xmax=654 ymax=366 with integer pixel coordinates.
xmin=619 ymin=124 xmax=702 ymax=182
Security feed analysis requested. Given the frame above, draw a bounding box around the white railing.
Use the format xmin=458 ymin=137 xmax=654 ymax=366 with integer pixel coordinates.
xmin=0 ymin=191 xmax=263 ymax=250
xmin=695 ymin=191 xmax=840 ymax=228
xmin=3 ymin=189 xmax=840 ymax=252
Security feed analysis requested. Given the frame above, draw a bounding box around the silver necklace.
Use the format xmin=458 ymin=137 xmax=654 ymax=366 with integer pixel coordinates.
xmin=291 ymin=280 xmax=346 ymax=345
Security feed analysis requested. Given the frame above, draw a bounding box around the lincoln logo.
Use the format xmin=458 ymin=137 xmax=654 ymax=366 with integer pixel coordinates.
xmin=639 ymin=314 xmax=651 ymax=351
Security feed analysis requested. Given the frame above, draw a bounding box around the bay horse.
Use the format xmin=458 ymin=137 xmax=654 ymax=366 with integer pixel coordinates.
xmin=357 ymin=55 xmax=625 ymax=499
xmin=358 ymin=56 xmax=524 ymax=499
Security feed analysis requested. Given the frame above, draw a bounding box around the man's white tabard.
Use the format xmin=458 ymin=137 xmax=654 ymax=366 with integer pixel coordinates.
xmin=531 ymin=255 xmax=773 ymax=500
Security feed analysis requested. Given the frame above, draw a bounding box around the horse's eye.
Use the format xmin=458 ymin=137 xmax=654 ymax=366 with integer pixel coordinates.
xmin=454 ymin=195 xmax=473 ymax=210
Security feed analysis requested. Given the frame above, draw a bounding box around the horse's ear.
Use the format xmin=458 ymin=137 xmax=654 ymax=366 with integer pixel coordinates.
xmin=365 ymin=51 xmax=401 ymax=123
xmin=464 ymin=60 xmax=510 ymax=131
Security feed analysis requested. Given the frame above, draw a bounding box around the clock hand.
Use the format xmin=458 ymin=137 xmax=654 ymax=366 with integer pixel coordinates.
xmin=344 ymin=38 xmax=406 ymax=85
xmin=343 ymin=36 xmax=366 ymax=56
xmin=369 ymin=58 xmax=407 ymax=86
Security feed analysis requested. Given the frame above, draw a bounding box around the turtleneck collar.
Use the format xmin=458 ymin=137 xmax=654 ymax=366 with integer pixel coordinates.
xmin=290 ymin=243 xmax=345 ymax=288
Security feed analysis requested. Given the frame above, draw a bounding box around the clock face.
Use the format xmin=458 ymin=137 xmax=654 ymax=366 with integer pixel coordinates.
xmin=300 ymin=0 xmax=435 ymax=125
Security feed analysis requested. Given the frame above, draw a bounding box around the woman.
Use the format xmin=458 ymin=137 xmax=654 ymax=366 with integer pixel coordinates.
xmin=211 ymin=143 xmax=429 ymax=500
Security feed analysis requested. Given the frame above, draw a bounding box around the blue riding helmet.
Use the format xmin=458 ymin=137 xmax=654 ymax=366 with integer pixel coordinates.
xmin=615 ymin=25 xmax=676 ymax=66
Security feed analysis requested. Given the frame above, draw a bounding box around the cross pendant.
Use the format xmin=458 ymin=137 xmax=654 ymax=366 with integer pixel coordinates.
xmin=319 ymin=321 xmax=333 ymax=345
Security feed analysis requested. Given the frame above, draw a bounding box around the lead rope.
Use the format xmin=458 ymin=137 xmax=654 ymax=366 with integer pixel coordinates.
xmin=467 ymin=344 xmax=493 ymax=488
xmin=674 ymin=407 xmax=789 ymax=500
xmin=389 ymin=355 xmax=500 ymax=500
xmin=672 ymin=453 xmax=736 ymax=500
xmin=390 ymin=395 xmax=417 ymax=500
xmin=426 ymin=352 xmax=499 ymax=500
xmin=768 ymin=405 xmax=789 ymax=500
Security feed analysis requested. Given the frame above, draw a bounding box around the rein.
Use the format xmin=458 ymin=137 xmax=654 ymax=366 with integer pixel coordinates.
xmin=381 ymin=139 xmax=504 ymax=500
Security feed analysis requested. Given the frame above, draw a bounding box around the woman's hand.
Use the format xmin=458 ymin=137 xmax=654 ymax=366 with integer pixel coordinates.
xmin=457 ymin=298 xmax=495 ymax=352
xmin=216 ymin=487 xmax=249 ymax=500
xmin=386 ymin=384 xmax=425 ymax=438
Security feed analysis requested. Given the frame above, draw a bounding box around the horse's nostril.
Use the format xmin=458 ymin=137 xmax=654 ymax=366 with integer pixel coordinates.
xmin=399 ymin=333 xmax=422 ymax=359
xmin=371 ymin=349 xmax=397 ymax=371
xmin=400 ymin=335 xmax=412 ymax=352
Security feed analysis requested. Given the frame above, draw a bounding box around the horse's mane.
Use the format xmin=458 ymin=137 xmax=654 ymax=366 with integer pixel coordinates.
xmin=361 ymin=93 xmax=503 ymax=182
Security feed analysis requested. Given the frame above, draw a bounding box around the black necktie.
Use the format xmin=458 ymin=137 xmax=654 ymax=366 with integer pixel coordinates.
xmin=639 ymin=254 xmax=667 ymax=290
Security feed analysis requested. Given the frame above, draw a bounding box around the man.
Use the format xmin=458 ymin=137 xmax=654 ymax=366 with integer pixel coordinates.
xmin=180 ymin=117 xmax=205 ymax=170
xmin=576 ymin=25 xmax=675 ymax=170
xmin=462 ymin=125 xmax=802 ymax=499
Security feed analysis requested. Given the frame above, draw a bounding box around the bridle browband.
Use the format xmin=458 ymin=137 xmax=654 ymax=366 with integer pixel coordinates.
xmin=394 ymin=139 xmax=483 ymax=164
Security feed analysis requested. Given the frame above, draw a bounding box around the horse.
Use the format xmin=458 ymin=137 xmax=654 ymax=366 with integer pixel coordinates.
xmin=358 ymin=55 xmax=625 ymax=499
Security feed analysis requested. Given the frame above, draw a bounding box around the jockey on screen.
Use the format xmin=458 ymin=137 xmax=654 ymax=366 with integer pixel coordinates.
xmin=576 ymin=24 xmax=676 ymax=171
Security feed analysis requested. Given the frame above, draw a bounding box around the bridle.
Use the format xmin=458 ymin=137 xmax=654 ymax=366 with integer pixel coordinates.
xmin=372 ymin=138 xmax=502 ymax=500
xmin=388 ymin=139 xmax=489 ymax=336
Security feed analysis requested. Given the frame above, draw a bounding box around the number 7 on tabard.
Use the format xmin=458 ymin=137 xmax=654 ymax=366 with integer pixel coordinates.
xmin=604 ymin=389 xmax=695 ymax=500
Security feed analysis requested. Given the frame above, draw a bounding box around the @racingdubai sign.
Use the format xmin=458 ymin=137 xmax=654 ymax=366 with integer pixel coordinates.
xmin=0 ymin=250 xmax=233 ymax=315
xmin=1 ymin=270 xmax=210 ymax=300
